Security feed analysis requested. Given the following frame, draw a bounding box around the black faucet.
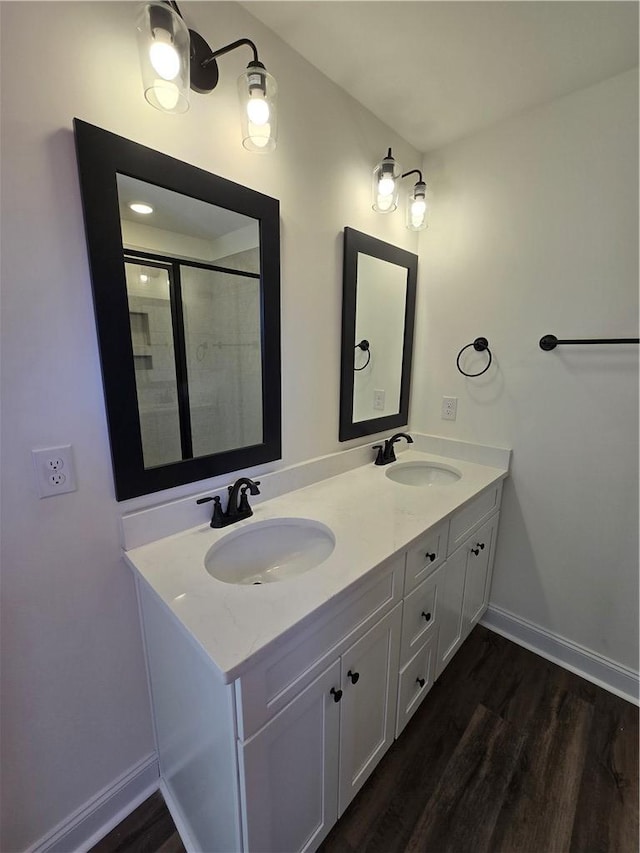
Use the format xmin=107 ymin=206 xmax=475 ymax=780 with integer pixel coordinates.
xmin=373 ymin=432 xmax=414 ymax=465
xmin=196 ymin=477 xmax=261 ymax=528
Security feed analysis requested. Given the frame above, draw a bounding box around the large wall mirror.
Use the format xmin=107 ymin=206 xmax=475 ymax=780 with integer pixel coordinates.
xmin=74 ymin=120 xmax=281 ymax=500
xmin=339 ymin=228 xmax=417 ymax=441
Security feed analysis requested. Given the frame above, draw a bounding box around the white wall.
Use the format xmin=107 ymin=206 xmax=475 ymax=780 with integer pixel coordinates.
xmin=0 ymin=2 xmax=419 ymax=850
xmin=413 ymin=69 xmax=639 ymax=672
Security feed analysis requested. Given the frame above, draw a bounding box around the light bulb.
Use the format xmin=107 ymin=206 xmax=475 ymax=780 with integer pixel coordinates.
xmin=247 ymin=93 xmax=270 ymax=126
xmin=149 ymin=30 xmax=180 ymax=80
xmin=152 ymin=80 xmax=180 ymax=111
xmin=377 ymin=175 xmax=396 ymax=197
xmin=411 ymin=199 xmax=426 ymax=220
xmin=247 ymin=122 xmax=272 ymax=148
xmin=376 ymin=193 xmax=394 ymax=212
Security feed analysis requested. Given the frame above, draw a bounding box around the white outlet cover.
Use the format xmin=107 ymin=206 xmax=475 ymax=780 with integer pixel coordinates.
xmin=32 ymin=445 xmax=77 ymax=498
xmin=441 ymin=397 xmax=458 ymax=421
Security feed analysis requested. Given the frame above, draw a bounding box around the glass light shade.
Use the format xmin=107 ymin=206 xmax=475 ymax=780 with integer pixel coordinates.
xmin=238 ymin=63 xmax=277 ymax=152
xmin=372 ymin=151 xmax=401 ymax=213
xmin=406 ymin=181 xmax=428 ymax=231
xmin=137 ymin=2 xmax=190 ymax=114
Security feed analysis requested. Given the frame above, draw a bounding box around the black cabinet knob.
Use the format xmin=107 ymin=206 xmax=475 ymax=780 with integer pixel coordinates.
xmin=425 ymin=552 xmax=436 ymax=562
xmin=416 ymin=677 xmax=426 ymax=688
xmin=471 ymin=542 xmax=485 ymax=556
xmin=330 ymin=687 xmax=343 ymax=703
xmin=347 ymin=669 xmax=360 ymax=684
xmin=421 ymin=611 xmax=432 ymax=622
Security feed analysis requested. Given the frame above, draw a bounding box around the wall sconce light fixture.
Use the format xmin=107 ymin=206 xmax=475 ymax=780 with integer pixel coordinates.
xmin=136 ymin=1 xmax=277 ymax=152
xmin=372 ymin=149 xmax=428 ymax=231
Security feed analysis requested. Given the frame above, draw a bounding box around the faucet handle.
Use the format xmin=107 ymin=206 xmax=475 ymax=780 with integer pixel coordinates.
xmin=196 ymin=495 xmax=226 ymax=528
xmin=238 ymin=487 xmax=251 ymax=515
xmin=372 ymin=445 xmax=385 ymax=466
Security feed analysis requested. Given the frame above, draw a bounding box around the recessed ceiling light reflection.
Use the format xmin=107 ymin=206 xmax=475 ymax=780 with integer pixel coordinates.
xmin=129 ymin=202 xmax=154 ymax=215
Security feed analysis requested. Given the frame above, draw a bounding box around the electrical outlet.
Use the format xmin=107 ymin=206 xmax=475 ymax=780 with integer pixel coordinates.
xmin=373 ymin=389 xmax=386 ymax=411
xmin=32 ymin=445 xmax=77 ymax=497
xmin=441 ymin=396 xmax=458 ymax=421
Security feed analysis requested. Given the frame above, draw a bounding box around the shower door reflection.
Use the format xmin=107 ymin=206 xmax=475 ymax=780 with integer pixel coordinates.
xmin=181 ymin=264 xmax=262 ymax=457
xmin=125 ymin=251 xmax=262 ymax=469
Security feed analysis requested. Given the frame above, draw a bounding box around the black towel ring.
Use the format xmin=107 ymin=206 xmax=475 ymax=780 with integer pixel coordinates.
xmin=354 ymin=339 xmax=371 ymax=371
xmin=456 ymin=337 xmax=492 ymax=377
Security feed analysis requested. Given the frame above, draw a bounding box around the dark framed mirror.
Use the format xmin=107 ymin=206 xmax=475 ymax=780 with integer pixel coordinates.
xmin=74 ymin=120 xmax=281 ymax=500
xmin=339 ymin=227 xmax=417 ymax=441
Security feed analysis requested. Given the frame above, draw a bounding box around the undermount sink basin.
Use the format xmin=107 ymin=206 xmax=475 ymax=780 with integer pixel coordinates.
xmin=386 ymin=461 xmax=462 ymax=486
xmin=204 ymin=518 xmax=335 ymax=585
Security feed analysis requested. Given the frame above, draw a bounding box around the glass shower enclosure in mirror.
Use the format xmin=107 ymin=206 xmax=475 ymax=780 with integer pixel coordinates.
xmin=339 ymin=228 xmax=417 ymax=441
xmin=74 ymin=120 xmax=281 ymax=500
xmin=119 ymin=176 xmax=262 ymax=467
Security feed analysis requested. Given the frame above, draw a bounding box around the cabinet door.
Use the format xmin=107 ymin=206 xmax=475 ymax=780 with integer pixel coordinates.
xmin=462 ymin=513 xmax=499 ymax=638
xmin=338 ymin=604 xmax=402 ymax=816
xmin=435 ymin=547 xmax=467 ymax=678
xmin=238 ymin=659 xmax=341 ymax=853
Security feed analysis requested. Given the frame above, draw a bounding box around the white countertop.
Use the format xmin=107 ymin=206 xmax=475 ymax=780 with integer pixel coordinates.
xmin=124 ymin=449 xmax=508 ymax=683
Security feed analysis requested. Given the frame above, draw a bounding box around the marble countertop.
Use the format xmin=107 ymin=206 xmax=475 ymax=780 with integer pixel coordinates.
xmin=124 ymin=449 xmax=508 ymax=683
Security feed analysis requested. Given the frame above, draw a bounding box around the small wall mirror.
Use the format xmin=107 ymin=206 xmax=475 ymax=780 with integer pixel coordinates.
xmin=339 ymin=228 xmax=417 ymax=441
xmin=74 ymin=120 xmax=281 ymax=500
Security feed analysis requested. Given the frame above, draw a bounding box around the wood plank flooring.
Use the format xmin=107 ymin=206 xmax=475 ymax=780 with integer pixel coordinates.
xmin=91 ymin=626 xmax=638 ymax=853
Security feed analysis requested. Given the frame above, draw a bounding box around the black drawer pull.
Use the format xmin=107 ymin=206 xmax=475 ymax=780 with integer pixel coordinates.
xmin=330 ymin=687 xmax=343 ymax=703
xmin=347 ymin=669 xmax=360 ymax=684
xmin=421 ymin=611 xmax=432 ymax=622
xmin=416 ymin=677 xmax=426 ymax=688
xmin=425 ymin=552 xmax=436 ymax=562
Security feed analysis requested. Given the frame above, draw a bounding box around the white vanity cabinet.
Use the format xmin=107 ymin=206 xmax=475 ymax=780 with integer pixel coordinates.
xmin=436 ymin=493 xmax=501 ymax=678
xmin=238 ymin=659 xmax=341 ymax=853
xmin=397 ymin=483 xmax=502 ymax=731
xmin=134 ymin=476 xmax=504 ymax=853
xmin=337 ymin=603 xmax=402 ymax=815
xmin=237 ymin=589 xmax=403 ymax=851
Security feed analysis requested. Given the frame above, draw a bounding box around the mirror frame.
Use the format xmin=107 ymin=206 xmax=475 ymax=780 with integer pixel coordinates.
xmin=74 ymin=119 xmax=281 ymax=500
xmin=339 ymin=227 xmax=417 ymax=441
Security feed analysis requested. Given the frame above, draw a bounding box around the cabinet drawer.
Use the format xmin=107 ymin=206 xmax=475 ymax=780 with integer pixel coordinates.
xmin=400 ymin=569 xmax=439 ymax=665
xmin=404 ymin=521 xmax=448 ymax=594
xmin=447 ymin=481 xmax=502 ymax=555
xmin=235 ymin=554 xmax=404 ymax=739
xmin=396 ymin=632 xmax=437 ymax=738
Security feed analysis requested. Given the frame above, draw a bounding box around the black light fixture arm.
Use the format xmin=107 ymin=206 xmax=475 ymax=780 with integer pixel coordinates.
xmin=401 ymin=168 xmax=424 ymax=183
xmin=162 ymin=0 xmax=263 ymax=94
xmin=202 ymin=37 xmax=260 ymax=67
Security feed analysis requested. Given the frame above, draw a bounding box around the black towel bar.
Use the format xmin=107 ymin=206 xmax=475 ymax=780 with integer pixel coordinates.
xmin=540 ymin=334 xmax=640 ymax=351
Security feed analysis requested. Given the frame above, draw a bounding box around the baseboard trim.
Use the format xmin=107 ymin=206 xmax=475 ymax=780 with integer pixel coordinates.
xmin=28 ymin=753 xmax=159 ymax=853
xmin=480 ymin=605 xmax=639 ymax=705
xmin=160 ymin=780 xmax=199 ymax=853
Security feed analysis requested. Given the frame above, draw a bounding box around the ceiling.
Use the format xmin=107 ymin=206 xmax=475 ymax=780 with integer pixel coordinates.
xmin=242 ymin=1 xmax=639 ymax=153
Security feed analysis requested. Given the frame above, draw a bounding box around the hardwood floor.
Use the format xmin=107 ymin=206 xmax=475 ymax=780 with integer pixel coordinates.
xmin=91 ymin=626 xmax=638 ymax=853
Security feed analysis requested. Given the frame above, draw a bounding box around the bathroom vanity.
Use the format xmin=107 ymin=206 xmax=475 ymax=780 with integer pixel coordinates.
xmin=125 ymin=448 xmax=507 ymax=852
